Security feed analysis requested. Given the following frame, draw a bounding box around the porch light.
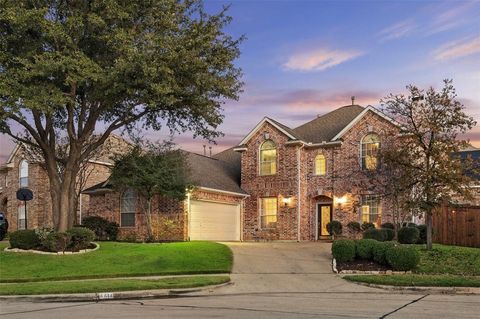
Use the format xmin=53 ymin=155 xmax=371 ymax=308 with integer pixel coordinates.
xmin=282 ymin=197 xmax=292 ymax=207
xmin=334 ymin=195 xmax=347 ymax=206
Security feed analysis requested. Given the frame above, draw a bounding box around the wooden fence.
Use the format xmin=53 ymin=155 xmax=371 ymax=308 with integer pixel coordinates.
xmin=433 ymin=205 xmax=480 ymax=248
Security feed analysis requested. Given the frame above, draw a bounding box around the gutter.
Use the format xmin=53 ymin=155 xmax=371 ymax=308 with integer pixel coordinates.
xmin=196 ymin=186 xmax=250 ymax=198
xmin=284 ymin=140 xmax=342 ymax=148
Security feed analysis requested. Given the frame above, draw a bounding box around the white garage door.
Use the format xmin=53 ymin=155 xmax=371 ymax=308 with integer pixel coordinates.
xmin=190 ymin=200 xmax=240 ymax=241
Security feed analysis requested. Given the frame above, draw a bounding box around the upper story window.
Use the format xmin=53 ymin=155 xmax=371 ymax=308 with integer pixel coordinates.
xmin=19 ymin=160 xmax=28 ymax=187
xmin=315 ymin=154 xmax=326 ymax=175
xmin=120 ymin=189 xmax=136 ymax=227
xmin=259 ymin=140 xmax=277 ymax=176
xmin=361 ymin=134 xmax=380 ymax=170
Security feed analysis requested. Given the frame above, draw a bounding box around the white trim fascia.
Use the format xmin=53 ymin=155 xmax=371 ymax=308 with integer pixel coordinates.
xmin=238 ymin=117 xmax=297 ymax=146
xmin=196 ymin=186 xmax=250 ymax=198
xmin=6 ymin=144 xmax=21 ymax=164
xmin=331 ymin=106 xmax=401 ymax=141
xmin=304 ymin=141 xmax=343 ymax=148
xmin=87 ymin=159 xmax=114 ymax=167
xmin=233 ymin=147 xmax=248 ymax=152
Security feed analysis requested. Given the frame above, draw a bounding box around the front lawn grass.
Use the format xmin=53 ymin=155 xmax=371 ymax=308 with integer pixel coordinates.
xmin=344 ymin=274 xmax=480 ymax=287
xmin=0 ymin=275 xmax=230 ymax=295
xmin=0 ymin=241 xmax=232 ymax=283
xmin=343 ymin=244 xmax=480 ymax=287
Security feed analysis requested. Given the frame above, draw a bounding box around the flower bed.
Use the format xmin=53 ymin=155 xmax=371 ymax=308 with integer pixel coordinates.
xmin=4 ymin=242 xmax=99 ymax=255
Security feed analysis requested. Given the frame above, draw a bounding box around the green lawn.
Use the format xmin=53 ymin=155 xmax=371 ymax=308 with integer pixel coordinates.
xmin=344 ymin=244 xmax=480 ymax=287
xmin=0 ymin=241 xmax=232 ymax=283
xmin=344 ymin=274 xmax=480 ymax=287
xmin=0 ymin=276 xmax=230 ymax=295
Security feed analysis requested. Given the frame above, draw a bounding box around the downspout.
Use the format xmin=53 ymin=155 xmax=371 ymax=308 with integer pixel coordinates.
xmin=79 ymin=193 xmax=83 ymax=225
xmin=186 ymin=192 xmax=191 ymax=241
xmin=297 ymin=144 xmax=304 ymax=242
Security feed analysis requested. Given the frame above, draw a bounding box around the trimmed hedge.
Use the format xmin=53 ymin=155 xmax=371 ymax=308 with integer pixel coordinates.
xmin=372 ymin=241 xmax=395 ymax=265
xmin=67 ymin=227 xmax=95 ymax=251
xmin=332 ymin=239 xmax=356 ymax=262
xmin=82 ymin=216 xmax=119 ymax=241
xmin=361 ymin=222 xmax=375 ymax=231
xmin=416 ymin=224 xmax=427 ymax=244
xmin=363 ymin=228 xmax=385 ymax=241
xmin=355 ymin=239 xmax=377 ymax=259
xmin=42 ymin=232 xmax=70 ymax=252
xmin=398 ymin=227 xmax=420 ymax=244
xmin=9 ymin=230 xmax=40 ymax=250
xmin=380 ymin=222 xmax=395 ymax=229
xmin=326 ymin=220 xmax=343 ymax=236
xmin=381 ymin=228 xmax=395 ymax=241
xmin=347 ymin=221 xmax=361 ymax=233
xmin=386 ymin=245 xmax=420 ymax=271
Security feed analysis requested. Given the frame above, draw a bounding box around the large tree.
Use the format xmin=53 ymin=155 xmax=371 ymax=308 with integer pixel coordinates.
xmin=381 ymin=80 xmax=477 ymax=249
xmin=109 ymin=141 xmax=191 ymax=241
xmin=0 ymin=0 xmax=243 ymax=231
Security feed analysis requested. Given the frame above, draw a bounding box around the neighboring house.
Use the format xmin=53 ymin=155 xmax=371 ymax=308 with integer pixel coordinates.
xmin=451 ymin=147 xmax=480 ymax=206
xmin=0 ymin=135 xmax=131 ymax=230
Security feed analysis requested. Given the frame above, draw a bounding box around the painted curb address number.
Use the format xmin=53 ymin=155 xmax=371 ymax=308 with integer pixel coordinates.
xmin=97 ymin=292 xmax=114 ymax=300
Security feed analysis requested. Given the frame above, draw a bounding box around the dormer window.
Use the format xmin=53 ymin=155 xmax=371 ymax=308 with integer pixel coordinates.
xmin=361 ymin=134 xmax=380 ymax=170
xmin=259 ymin=140 xmax=277 ymax=176
xmin=19 ymin=160 xmax=28 ymax=187
xmin=315 ymin=154 xmax=326 ymax=175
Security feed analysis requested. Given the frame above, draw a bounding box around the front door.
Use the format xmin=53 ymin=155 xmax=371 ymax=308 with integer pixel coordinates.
xmin=318 ymin=204 xmax=332 ymax=237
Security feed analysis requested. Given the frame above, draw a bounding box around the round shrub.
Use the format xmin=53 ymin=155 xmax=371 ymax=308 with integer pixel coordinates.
xmin=326 ymin=220 xmax=343 ymax=236
xmin=355 ymin=239 xmax=377 ymax=260
xmin=82 ymin=216 xmax=119 ymax=241
xmin=9 ymin=230 xmax=40 ymax=250
xmin=67 ymin=227 xmax=95 ymax=251
xmin=332 ymin=239 xmax=356 ymax=262
xmin=381 ymin=228 xmax=395 ymax=241
xmin=372 ymin=241 xmax=396 ymax=265
xmin=398 ymin=227 xmax=420 ymax=244
xmin=416 ymin=224 xmax=427 ymax=244
xmin=402 ymin=222 xmax=417 ymax=228
xmin=347 ymin=221 xmax=361 ymax=233
xmin=380 ymin=222 xmax=394 ymax=229
xmin=386 ymin=245 xmax=420 ymax=271
xmin=361 ymin=222 xmax=375 ymax=231
xmin=42 ymin=232 xmax=71 ymax=252
xmin=362 ymin=228 xmax=385 ymax=241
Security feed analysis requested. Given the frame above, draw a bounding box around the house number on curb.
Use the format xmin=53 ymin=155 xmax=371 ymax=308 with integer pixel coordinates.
xmin=97 ymin=292 xmax=114 ymax=300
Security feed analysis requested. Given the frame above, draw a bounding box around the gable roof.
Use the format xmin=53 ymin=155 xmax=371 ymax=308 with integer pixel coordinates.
xmin=293 ymin=105 xmax=365 ymax=143
xmin=238 ymin=117 xmax=300 ymax=146
xmin=83 ymin=149 xmax=246 ymax=196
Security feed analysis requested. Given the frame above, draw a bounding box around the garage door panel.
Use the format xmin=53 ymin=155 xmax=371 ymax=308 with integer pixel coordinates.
xmin=190 ymin=200 xmax=240 ymax=241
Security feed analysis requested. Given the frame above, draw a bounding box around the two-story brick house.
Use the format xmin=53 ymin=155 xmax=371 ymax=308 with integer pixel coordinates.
xmin=235 ymin=104 xmax=400 ymax=241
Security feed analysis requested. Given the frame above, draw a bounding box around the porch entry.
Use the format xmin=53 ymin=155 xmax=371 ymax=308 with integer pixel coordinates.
xmin=317 ymin=203 xmax=332 ymax=237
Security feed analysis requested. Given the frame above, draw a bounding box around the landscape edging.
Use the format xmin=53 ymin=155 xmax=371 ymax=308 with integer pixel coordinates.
xmin=4 ymin=242 xmax=100 ymax=255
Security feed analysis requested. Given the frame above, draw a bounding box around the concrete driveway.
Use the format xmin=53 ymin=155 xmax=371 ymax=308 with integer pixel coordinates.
xmin=214 ymin=242 xmax=376 ymax=294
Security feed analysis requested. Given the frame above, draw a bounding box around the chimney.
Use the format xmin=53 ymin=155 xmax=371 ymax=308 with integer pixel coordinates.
xmin=209 ymin=146 xmax=212 ymax=157
xmin=351 ymin=96 xmax=355 ymax=105
xmin=203 ymin=145 xmax=206 ymax=156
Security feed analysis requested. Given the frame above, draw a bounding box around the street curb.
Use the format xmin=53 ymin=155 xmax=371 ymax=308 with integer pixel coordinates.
xmin=0 ymin=282 xmax=233 ymax=303
xmin=348 ymin=281 xmax=480 ymax=295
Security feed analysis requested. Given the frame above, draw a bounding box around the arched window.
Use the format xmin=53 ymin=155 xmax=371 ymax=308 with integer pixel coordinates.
xmin=315 ymin=154 xmax=326 ymax=175
xmin=259 ymin=140 xmax=277 ymax=175
xmin=361 ymin=134 xmax=380 ymax=170
xmin=19 ymin=160 xmax=28 ymax=187
xmin=120 ymin=189 xmax=136 ymax=227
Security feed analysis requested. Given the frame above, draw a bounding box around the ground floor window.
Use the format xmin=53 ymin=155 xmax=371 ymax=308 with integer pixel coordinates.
xmin=361 ymin=195 xmax=382 ymax=227
xmin=18 ymin=204 xmax=26 ymax=229
xmin=260 ymin=197 xmax=277 ymax=228
xmin=121 ymin=189 xmax=136 ymax=227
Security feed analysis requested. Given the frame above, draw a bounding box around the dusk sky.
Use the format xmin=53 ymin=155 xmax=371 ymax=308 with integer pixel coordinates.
xmin=1 ymin=0 xmax=479 ymax=161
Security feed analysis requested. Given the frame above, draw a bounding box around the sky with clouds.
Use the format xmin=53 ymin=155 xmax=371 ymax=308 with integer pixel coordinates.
xmin=1 ymin=0 xmax=479 ymax=161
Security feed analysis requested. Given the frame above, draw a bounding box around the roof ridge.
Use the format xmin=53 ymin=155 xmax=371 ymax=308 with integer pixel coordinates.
xmin=293 ymin=104 xmax=365 ymax=131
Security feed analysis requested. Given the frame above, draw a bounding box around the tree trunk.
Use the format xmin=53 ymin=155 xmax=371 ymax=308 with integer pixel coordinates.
xmin=426 ymin=210 xmax=433 ymax=250
xmin=145 ymin=198 xmax=154 ymax=242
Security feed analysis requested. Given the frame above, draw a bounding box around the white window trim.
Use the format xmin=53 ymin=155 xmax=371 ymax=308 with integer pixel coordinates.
xmin=259 ymin=140 xmax=277 ymax=176
xmin=259 ymin=197 xmax=278 ymax=229
xmin=19 ymin=159 xmax=28 ymax=188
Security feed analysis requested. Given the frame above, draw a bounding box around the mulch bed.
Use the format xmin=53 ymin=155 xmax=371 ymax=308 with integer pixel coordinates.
xmin=336 ymin=259 xmax=391 ymax=272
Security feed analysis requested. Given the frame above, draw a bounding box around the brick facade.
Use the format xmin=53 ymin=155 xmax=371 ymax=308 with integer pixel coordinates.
xmin=239 ymin=110 xmax=400 ymax=241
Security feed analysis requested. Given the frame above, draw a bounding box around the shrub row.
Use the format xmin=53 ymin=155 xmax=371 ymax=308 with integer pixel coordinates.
xmin=362 ymin=228 xmax=394 ymax=241
xmin=9 ymin=227 xmax=95 ymax=252
xmin=81 ymin=216 xmax=119 ymax=241
xmin=332 ymin=239 xmax=420 ymax=271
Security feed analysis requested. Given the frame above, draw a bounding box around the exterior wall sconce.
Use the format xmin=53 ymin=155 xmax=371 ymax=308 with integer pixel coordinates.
xmin=334 ymin=195 xmax=347 ymax=206
xmin=282 ymin=197 xmax=292 ymax=207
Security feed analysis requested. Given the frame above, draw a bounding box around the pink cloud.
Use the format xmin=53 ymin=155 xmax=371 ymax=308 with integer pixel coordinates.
xmin=283 ymin=48 xmax=364 ymax=71
xmin=433 ymin=36 xmax=480 ymax=61
xmin=378 ymin=19 xmax=416 ymax=41
xmin=425 ymin=1 xmax=479 ymax=35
